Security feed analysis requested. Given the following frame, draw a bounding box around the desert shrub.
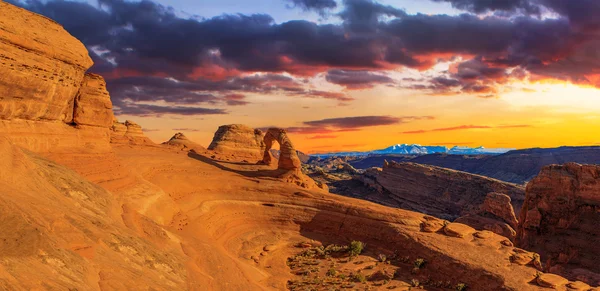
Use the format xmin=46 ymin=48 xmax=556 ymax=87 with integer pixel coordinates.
xmin=326 ymin=268 xmax=337 ymax=277
xmin=410 ymin=279 xmax=420 ymax=287
xmin=378 ymin=253 xmax=387 ymax=262
xmin=353 ymin=272 xmax=367 ymax=283
xmin=349 ymin=241 xmax=365 ymax=257
xmin=414 ymin=258 xmax=426 ymax=269
xmin=456 ymin=283 xmax=468 ymax=291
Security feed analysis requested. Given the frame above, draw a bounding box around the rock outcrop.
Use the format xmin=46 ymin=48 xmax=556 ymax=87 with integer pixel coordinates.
xmin=208 ymin=124 xmax=265 ymax=160
xmin=0 ymin=2 xmax=114 ymax=154
xmin=517 ymin=163 xmax=600 ymax=284
xmin=374 ymin=161 xmax=525 ymax=221
xmin=0 ymin=1 xmax=93 ymax=123
xmin=261 ymin=128 xmax=302 ymax=171
xmin=162 ymin=132 xmax=205 ymax=151
xmin=110 ymin=120 xmax=154 ymax=145
xmin=455 ymin=192 xmax=519 ymax=240
xmin=73 ymin=73 xmax=114 ymax=127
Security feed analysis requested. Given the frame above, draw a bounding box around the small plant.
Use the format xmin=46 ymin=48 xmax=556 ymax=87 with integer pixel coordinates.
xmin=414 ymin=258 xmax=426 ymax=269
xmin=338 ymin=273 xmax=347 ymax=280
xmin=378 ymin=253 xmax=387 ymax=262
xmin=326 ymin=268 xmax=337 ymax=277
xmin=410 ymin=279 xmax=420 ymax=287
xmin=353 ymin=272 xmax=367 ymax=283
xmin=349 ymin=241 xmax=365 ymax=257
xmin=456 ymin=283 xmax=468 ymax=291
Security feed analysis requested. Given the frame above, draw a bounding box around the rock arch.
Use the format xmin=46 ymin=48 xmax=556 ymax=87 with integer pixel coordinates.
xmin=261 ymin=128 xmax=302 ymax=171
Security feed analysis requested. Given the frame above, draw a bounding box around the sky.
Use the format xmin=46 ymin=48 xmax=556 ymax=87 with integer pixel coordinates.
xmin=8 ymin=0 xmax=600 ymax=153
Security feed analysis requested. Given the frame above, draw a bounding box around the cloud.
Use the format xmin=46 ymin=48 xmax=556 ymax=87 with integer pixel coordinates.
xmin=431 ymin=0 xmax=541 ymax=14
xmin=114 ymin=102 xmax=227 ymax=117
xmin=284 ymin=115 xmax=434 ymax=134
xmin=9 ymin=0 xmax=600 ymax=112
xmin=325 ymin=69 xmax=394 ymax=89
xmin=223 ymin=94 xmax=250 ymax=106
xmin=307 ymin=134 xmax=338 ymax=139
xmin=304 ymin=115 xmax=431 ymax=128
xmin=172 ymin=128 xmax=201 ymax=132
xmin=403 ymin=124 xmax=532 ymax=134
xmin=285 ymin=0 xmax=337 ymax=15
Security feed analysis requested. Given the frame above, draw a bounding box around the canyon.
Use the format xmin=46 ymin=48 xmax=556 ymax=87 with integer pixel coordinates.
xmin=1 ymin=1 xmax=600 ymax=290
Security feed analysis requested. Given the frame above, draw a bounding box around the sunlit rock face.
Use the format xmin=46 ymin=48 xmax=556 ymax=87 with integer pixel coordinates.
xmin=208 ymin=124 xmax=265 ymax=161
xmin=517 ymin=163 xmax=600 ymax=285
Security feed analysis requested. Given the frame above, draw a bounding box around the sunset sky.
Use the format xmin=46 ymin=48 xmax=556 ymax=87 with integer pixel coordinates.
xmin=10 ymin=0 xmax=600 ymax=153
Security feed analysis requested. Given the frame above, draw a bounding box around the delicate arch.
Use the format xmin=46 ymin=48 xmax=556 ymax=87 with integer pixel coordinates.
xmin=261 ymin=128 xmax=301 ymax=171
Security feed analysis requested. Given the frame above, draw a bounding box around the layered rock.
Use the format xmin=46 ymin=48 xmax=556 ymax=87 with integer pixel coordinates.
xmin=456 ymin=192 xmax=519 ymax=240
xmin=517 ymin=163 xmax=600 ymax=284
xmin=0 ymin=1 xmax=93 ymax=123
xmin=0 ymin=1 xmax=114 ymax=154
xmin=375 ymin=161 xmax=525 ymax=221
xmin=162 ymin=132 xmax=205 ymax=151
xmin=208 ymin=124 xmax=265 ymax=160
xmin=73 ymin=73 xmax=114 ymax=127
xmin=110 ymin=120 xmax=154 ymax=145
xmin=261 ymin=128 xmax=302 ymax=171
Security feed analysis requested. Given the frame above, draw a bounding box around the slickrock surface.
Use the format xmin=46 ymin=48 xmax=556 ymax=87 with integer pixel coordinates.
xmin=73 ymin=73 xmax=114 ymax=127
xmin=517 ymin=163 xmax=600 ymax=285
xmin=375 ymin=161 xmax=525 ymax=220
xmin=0 ymin=1 xmax=92 ymax=122
xmin=208 ymin=124 xmax=265 ymax=161
xmin=456 ymin=192 xmax=519 ymax=240
xmin=162 ymin=132 xmax=206 ymax=151
xmin=262 ymin=128 xmax=302 ymax=171
xmin=110 ymin=119 xmax=155 ymax=145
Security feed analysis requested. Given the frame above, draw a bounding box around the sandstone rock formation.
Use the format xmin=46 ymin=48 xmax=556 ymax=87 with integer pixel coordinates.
xmin=73 ymin=73 xmax=114 ymax=127
xmin=110 ymin=119 xmax=154 ymax=145
xmin=517 ymin=163 xmax=600 ymax=284
xmin=208 ymin=124 xmax=265 ymax=160
xmin=162 ymin=132 xmax=205 ymax=151
xmin=0 ymin=2 xmax=114 ymax=154
xmin=348 ymin=146 xmax=600 ymax=184
xmin=0 ymin=1 xmax=92 ymax=123
xmin=261 ymin=128 xmax=302 ymax=171
xmin=456 ymin=192 xmax=519 ymax=240
xmin=375 ymin=161 xmax=525 ymax=220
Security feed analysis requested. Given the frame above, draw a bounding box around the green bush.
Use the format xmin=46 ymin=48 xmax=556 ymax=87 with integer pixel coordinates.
xmin=353 ymin=272 xmax=367 ymax=283
xmin=326 ymin=268 xmax=337 ymax=277
xmin=414 ymin=258 xmax=426 ymax=269
xmin=456 ymin=283 xmax=468 ymax=291
xmin=349 ymin=241 xmax=365 ymax=257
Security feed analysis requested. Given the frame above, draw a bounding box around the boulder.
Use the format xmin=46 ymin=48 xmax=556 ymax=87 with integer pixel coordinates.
xmin=517 ymin=163 xmax=600 ymax=285
xmin=208 ymin=124 xmax=265 ymax=160
xmin=455 ymin=192 xmax=519 ymax=240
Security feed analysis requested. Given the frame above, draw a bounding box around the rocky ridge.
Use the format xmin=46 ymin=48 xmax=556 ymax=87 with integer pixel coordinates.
xmin=517 ymin=163 xmax=600 ymax=285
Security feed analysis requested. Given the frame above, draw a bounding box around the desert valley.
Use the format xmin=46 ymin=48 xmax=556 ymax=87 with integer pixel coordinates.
xmin=2 ymin=0 xmax=600 ymax=290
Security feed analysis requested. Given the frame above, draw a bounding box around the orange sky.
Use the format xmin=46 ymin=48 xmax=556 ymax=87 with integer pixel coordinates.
xmin=124 ymin=79 xmax=600 ymax=154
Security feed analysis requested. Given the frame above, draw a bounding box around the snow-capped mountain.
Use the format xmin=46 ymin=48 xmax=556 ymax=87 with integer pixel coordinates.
xmin=312 ymin=144 xmax=513 ymax=157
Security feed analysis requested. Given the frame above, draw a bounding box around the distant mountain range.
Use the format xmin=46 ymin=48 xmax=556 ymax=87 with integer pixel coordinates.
xmin=313 ymin=144 xmax=513 ymax=157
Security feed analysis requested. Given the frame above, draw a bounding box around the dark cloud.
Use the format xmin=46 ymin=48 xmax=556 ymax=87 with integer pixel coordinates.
xmin=285 ymin=115 xmax=434 ymax=134
xmin=223 ymin=94 xmax=250 ymax=106
xmin=432 ymin=0 xmax=541 ymax=14
xmin=325 ymin=69 xmax=394 ymax=89
xmin=286 ymin=0 xmax=337 ymax=15
xmin=8 ymin=0 xmax=600 ymax=112
xmin=114 ymin=102 xmax=227 ymax=117
xmin=403 ymin=124 xmax=532 ymax=134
